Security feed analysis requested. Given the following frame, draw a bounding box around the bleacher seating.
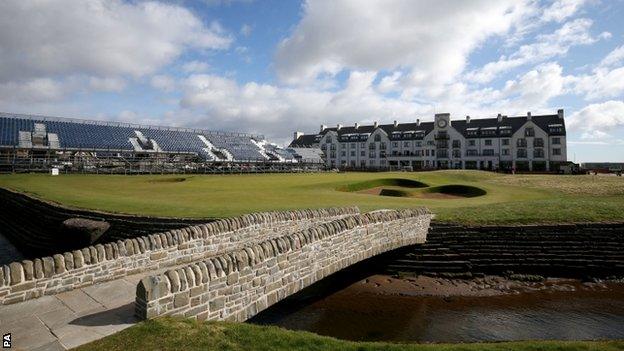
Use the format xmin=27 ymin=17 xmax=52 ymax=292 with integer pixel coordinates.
xmin=206 ymin=134 xmax=267 ymax=161
xmin=0 ymin=113 xmax=325 ymax=165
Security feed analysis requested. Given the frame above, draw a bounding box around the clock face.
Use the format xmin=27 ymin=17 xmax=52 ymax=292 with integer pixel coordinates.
xmin=437 ymin=119 xmax=447 ymax=128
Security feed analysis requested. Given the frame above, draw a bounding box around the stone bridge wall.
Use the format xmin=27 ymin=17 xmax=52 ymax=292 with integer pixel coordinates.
xmin=135 ymin=208 xmax=431 ymax=322
xmin=0 ymin=207 xmax=358 ymax=305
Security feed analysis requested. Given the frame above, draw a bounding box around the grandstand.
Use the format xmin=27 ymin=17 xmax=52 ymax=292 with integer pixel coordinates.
xmin=0 ymin=112 xmax=324 ymax=173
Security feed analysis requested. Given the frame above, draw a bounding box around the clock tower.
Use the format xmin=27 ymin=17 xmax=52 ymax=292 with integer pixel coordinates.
xmin=434 ymin=113 xmax=451 ymax=130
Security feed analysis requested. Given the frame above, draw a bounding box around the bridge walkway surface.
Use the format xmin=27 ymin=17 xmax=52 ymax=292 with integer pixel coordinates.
xmin=0 ymin=269 xmax=150 ymax=350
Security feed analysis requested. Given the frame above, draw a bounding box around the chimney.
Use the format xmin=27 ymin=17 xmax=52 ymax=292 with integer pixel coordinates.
xmin=527 ymin=111 xmax=532 ymax=121
xmin=416 ymin=118 xmax=421 ymax=127
xmin=373 ymin=121 xmax=378 ymax=128
xmin=466 ymin=115 xmax=471 ymax=124
xmin=393 ymin=120 xmax=398 ymax=127
xmin=557 ymin=108 xmax=564 ymax=119
xmin=337 ymin=123 xmax=343 ymax=131
xmin=354 ymin=122 xmax=359 ymax=130
xmin=497 ymin=114 xmax=502 ymax=123
xmin=320 ymin=124 xmax=327 ymax=132
xmin=293 ymin=131 xmax=303 ymax=141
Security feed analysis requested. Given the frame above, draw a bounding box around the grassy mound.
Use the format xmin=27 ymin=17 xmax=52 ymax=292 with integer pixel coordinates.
xmin=424 ymin=184 xmax=487 ymax=198
xmin=341 ymin=178 xmax=428 ymax=192
xmin=75 ymin=317 xmax=624 ymax=351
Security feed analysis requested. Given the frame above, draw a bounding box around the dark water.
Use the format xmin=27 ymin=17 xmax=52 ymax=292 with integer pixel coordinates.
xmin=251 ymin=276 xmax=624 ymax=343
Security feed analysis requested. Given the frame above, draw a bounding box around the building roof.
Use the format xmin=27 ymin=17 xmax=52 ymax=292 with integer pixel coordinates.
xmin=312 ymin=113 xmax=565 ymax=140
xmin=289 ymin=134 xmax=319 ymax=147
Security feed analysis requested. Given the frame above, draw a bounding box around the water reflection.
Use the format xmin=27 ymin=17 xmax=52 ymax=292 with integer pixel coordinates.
xmin=251 ymin=274 xmax=624 ymax=342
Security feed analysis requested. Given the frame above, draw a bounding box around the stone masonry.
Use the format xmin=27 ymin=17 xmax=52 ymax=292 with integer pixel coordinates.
xmin=135 ymin=208 xmax=432 ymax=322
xmin=0 ymin=207 xmax=359 ymax=305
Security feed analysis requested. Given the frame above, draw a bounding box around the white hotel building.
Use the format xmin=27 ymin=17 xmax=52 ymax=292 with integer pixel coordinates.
xmin=290 ymin=110 xmax=567 ymax=171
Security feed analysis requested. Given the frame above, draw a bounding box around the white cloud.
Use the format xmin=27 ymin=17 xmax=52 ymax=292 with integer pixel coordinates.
xmin=466 ymin=18 xmax=608 ymax=84
xmin=275 ymin=0 xmax=534 ymax=85
xmin=0 ymin=0 xmax=232 ymax=103
xmin=599 ymin=45 xmax=624 ymax=68
xmin=568 ymin=46 xmax=624 ymax=100
xmin=567 ymin=101 xmax=624 ymax=136
xmin=542 ymin=0 xmax=588 ymax=22
xmin=181 ymin=61 xmax=211 ymax=73
xmin=150 ymin=75 xmax=177 ymax=92
xmin=0 ymin=78 xmax=66 ymax=104
xmin=178 ymin=72 xmax=424 ymax=142
xmin=240 ymin=24 xmax=253 ymax=37
xmin=88 ymin=77 xmax=126 ymax=92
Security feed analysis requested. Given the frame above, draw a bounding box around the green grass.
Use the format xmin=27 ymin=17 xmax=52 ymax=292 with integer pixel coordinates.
xmin=0 ymin=170 xmax=622 ymax=224
xmin=74 ymin=317 xmax=624 ymax=351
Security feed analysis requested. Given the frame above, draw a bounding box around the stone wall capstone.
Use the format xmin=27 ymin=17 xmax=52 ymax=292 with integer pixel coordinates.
xmin=135 ymin=207 xmax=432 ymax=322
xmin=0 ymin=207 xmax=359 ymax=305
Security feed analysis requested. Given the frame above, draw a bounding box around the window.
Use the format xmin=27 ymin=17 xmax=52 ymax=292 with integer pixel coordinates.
xmin=341 ymin=143 xmax=346 ymax=149
xmin=369 ymin=151 xmax=376 ymax=158
xmin=525 ymin=128 xmax=534 ymax=137
xmin=431 ymin=149 xmax=435 ymax=156
xmin=483 ymin=149 xmax=494 ymax=156
xmin=452 ymin=149 xmax=461 ymax=158
xmin=502 ymin=138 xmax=510 ymax=146
xmin=350 ymin=151 xmax=355 ymax=157
xmin=360 ymin=151 xmax=365 ymax=156
xmin=517 ymin=149 xmax=527 ymax=158
xmin=403 ymin=141 xmax=410 ymax=147
xmin=533 ymin=149 xmax=544 ymax=158
xmin=374 ymin=134 xmax=381 ymax=142
xmin=350 ymin=143 xmax=356 ymax=148
xmin=469 ymin=140 xmax=476 ymax=146
xmin=437 ymin=149 xmax=448 ymax=158
xmin=360 ymin=161 xmax=366 ymax=168
xmin=533 ymin=138 xmax=544 ymax=147
xmin=341 ymin=151 xmax=346 ymax=157
xmin=360 ymin=142 xmax=366 ymax=147
xmin=403 ymin=150 xmax=409 ymax=156
xmin=427 ymin=140 xmax=434 ymax=146
xmin=485 ymin=139 xmax=492 ymax=146
xmin=330 ymin=151 xmax=336 ymax=158
xmin=392 ymin=142 xmax=398 ymax=148
xmin=552 ymin=137 xmax=561 ymax=145
xmin=517 ymin=138 xmax=527 ymax=147
xmin=415 ymin=141 xmax=422 ymax=147
xmin=466 ymin=149 xmax=478 ymax=156
xmin=350 ymin=161 xmax=356 ymax=167
xmin=369 ymin=143 xmax=375 ymax=150
xmin=425 ymin=149 xmax=430 ymax=156
xmin=553 ymin=148 xmax=561 ymax=155
xmin=502 ymin=149 xmax=510 ymax=156
xmin=452 ymin=140 xmax=460 ymax=148
xmin=380 ymin=142 xmax=387 ymax=150
xmin=326 ymin=136 xmax=332 ymax=143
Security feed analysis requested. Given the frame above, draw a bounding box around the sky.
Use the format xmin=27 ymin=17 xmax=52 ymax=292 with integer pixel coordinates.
xmin=1 ymin=0 xmax=624 ymax=162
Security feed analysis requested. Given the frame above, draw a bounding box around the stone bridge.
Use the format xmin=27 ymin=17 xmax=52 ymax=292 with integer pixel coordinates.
xmin=135 ymin=208 xmax=431 ymax=322
xmin=0 ymin=206 xmax=430 ymax=349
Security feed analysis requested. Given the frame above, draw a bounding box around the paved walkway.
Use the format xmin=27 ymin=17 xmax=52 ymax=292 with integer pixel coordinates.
xmin=0 ymin=272 xmax=147 ymax=350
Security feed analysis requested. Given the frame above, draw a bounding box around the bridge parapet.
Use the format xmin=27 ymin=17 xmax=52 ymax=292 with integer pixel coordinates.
xmin=0 ymin=207 xmax=358 ymax=305
xmin=135 ymin=207 xmax=431 ymax=321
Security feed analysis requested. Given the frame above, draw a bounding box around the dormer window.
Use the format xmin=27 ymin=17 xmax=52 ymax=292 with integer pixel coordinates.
xmin=525 ymin=127 xmax=534 ymax=137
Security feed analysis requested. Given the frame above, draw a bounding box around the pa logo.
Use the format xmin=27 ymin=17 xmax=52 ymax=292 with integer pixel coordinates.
xmin=2 ymin=333 xmax=10 ymax=348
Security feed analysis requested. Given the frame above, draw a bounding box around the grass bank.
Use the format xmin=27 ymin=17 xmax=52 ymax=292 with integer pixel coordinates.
xmin=0 ymin=170 xmax=622 ymax=224
xmin=75 ymin=318 xmax=624 ymax=351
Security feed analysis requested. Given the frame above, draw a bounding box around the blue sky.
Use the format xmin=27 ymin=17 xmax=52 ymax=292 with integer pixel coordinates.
xmin=1 ymin=0 xmax=624 ymax=162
